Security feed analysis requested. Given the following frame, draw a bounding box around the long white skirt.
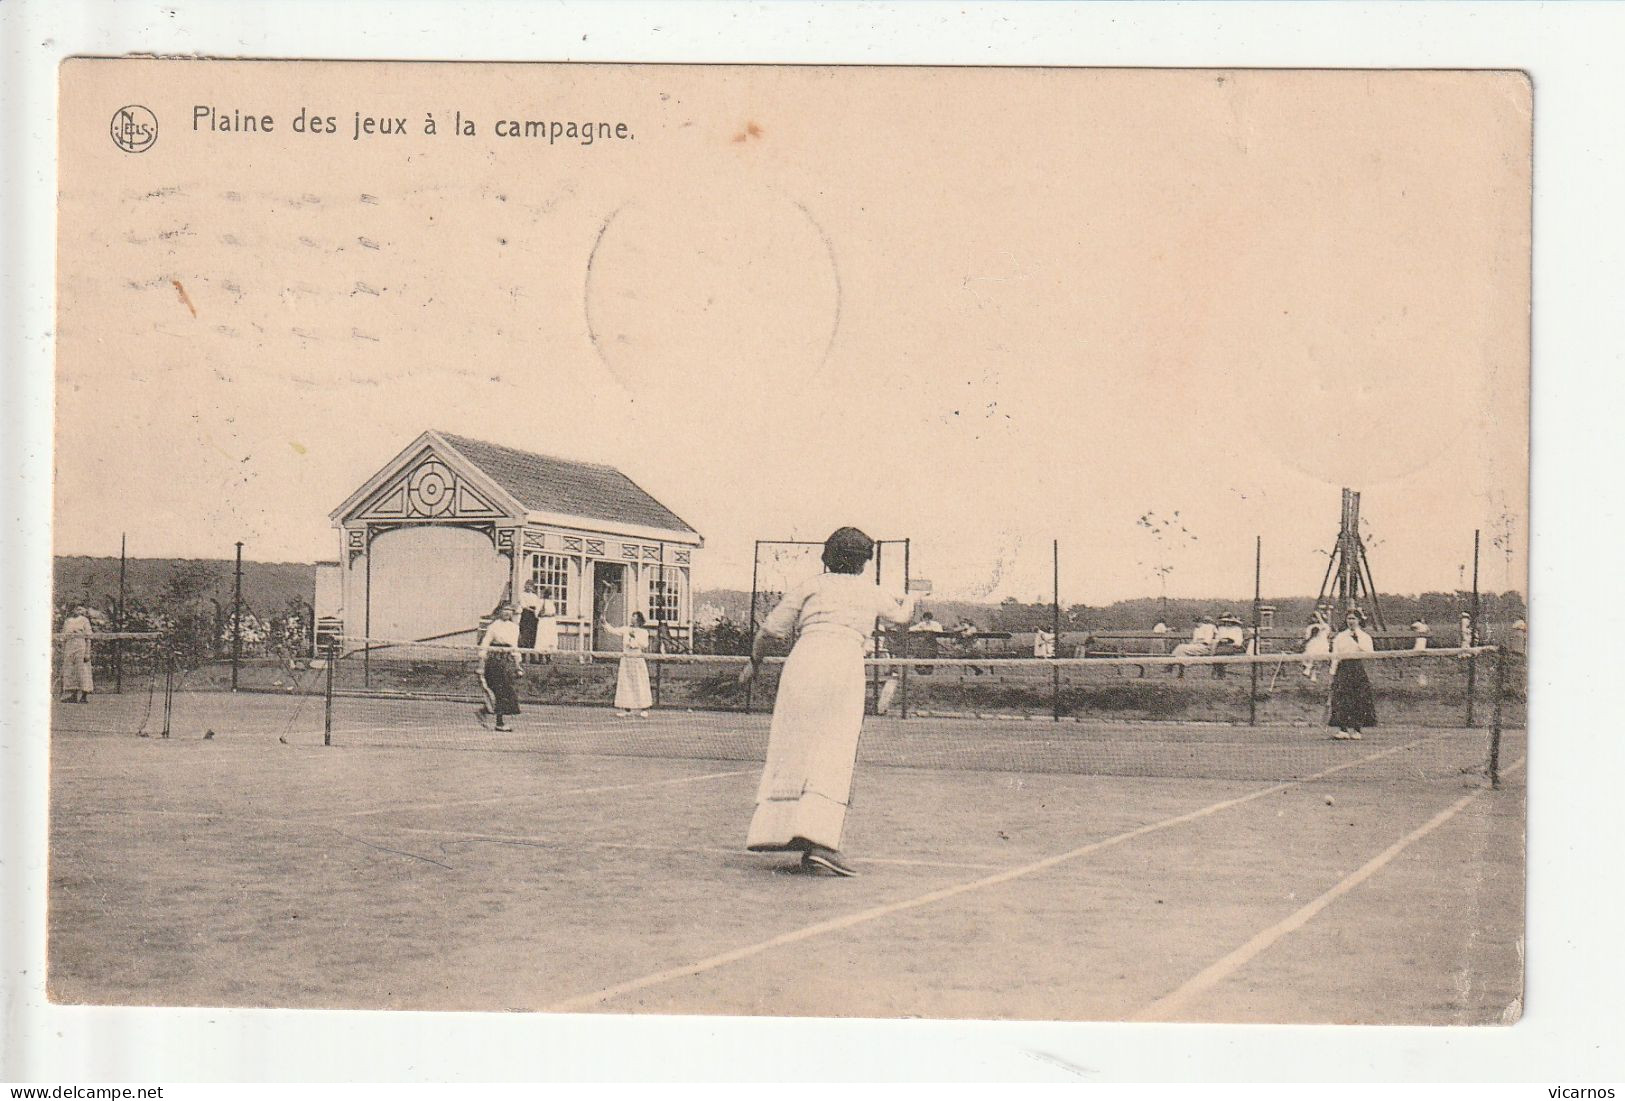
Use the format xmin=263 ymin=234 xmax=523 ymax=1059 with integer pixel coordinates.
xmin=60 ymin=637 xmax=93 ymax=693
xmin=747 ymin=626 xmax=866 ymax=852
xmin=615 ymin=655 xmax=652 ymax=710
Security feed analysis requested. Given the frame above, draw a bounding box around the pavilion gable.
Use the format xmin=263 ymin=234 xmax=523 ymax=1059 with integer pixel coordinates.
xmin=332 ymin=434 xmax=526 ymax=527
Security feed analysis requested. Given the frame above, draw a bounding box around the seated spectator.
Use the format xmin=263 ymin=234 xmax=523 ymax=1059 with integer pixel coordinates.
xmin=908 ymin=611 xmax=944 ymax=635
xmin=1170 ymin=615 xmax=1218 ymax=677
xmin=908 ymin=610 xmax=944 ymax=672
xmin=1213 ymin=614 xmax=1246 ymax=677
xmin=953 ymin=618 xmax=984 ymax=675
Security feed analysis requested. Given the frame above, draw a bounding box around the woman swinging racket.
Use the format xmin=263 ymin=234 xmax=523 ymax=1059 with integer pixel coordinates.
xmin=739 ymin=527 xmax=916 ymax=877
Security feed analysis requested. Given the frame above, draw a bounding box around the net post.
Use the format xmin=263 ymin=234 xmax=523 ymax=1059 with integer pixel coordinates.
xmin=323 ymin=639 xmax=335 ymax=747
xmin=899 ymin=538 xmax=911 ymax=720
xmin=745 ymin=539 xmax=760 ymax=714
xmin=654 ymin=547 xmax=665 ymax=709
xmin=871 ymin=542 xmax=884 ymax=714
xmin=1488 ymin=646 xmax=1506 ymax=789
xmin=1465 ymin=529 xmax=1481 ymax=727
xmin=161 ymin=648 xmax=173 ymax=739
xmin=231 ymin=541 xmax=244 ymax=691
xmin=115 ymin=533 xmax=127 ymax=694
xmin=1052 ymin=539 xmax=1061 ymax=723
xmin=1249 ymin=535 xmax=1261 ymax=727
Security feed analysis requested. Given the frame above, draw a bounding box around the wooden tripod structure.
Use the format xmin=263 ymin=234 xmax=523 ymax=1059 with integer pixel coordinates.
xmin=1315 ymin=488 xmax=1386 ymax=630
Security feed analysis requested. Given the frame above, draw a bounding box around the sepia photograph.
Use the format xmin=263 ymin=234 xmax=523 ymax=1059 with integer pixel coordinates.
xmin=42 ymin=58 xmax=1534 ymax=1028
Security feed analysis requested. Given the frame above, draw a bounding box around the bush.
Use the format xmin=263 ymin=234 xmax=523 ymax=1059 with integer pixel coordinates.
xmin=694 ymin=617 xmax=754 ymax=656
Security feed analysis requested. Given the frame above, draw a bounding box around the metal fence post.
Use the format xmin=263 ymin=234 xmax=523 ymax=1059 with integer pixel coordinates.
xmin=1052 ymin=540 xmax=1061 ymax=722
xmin=899 ymin=538 xmax=911 ymax=720
xmin=161 ymin=649 xmax=174 ymax=739
xmin=324 ymin=640 xmax=336 ymax=747
xmin=1488 ymin=647 xmax=1506 ymax=789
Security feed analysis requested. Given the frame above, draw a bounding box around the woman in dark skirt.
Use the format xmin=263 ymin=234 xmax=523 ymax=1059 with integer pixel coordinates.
xmin=476 ymin=604 xmax=524 ymax=732
xmin=1328 ymin=608 xmax=1378 ymax=740
xmin=517 ymin=581 xmax=543 ymax=659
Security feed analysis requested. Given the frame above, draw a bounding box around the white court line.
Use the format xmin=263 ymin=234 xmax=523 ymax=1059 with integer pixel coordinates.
xmin=542 ymin=734 xmax=1449 ymax=1013
xmin=1131 ymin=756 xmax=1528 ymax=1022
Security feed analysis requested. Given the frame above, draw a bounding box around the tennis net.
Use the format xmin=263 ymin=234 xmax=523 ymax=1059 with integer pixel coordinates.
xmin=53 ymin=637 xmax=1523 ymax=784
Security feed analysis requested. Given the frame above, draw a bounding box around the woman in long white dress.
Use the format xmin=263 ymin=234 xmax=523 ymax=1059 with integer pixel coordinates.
xmin=739 ymin=527 xmax=916 ymax=877
xmin=59 ymin=606 xmax=94 ymax=703
xmin=533 ymin=599 xmax=560 ymax=658
xmin=600 ymin=612 xmax=653 ymax=717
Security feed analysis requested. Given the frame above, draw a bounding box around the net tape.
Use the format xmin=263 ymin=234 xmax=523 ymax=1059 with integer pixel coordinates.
xmin=332 ymin=635 xmax=1499 ymax=667
xmin=54 ymin=635 xmax=1520 ymax=783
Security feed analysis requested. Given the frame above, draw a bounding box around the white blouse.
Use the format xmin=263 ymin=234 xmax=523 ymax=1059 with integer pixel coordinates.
xmin=1332 ymin=628 xmax=1374 ymax=654
xmin=480 ymin=619 xmax=520 ymax=650
xmin=762 ymin=573 xmax=916 ymax=640
xmin=603 ymin=624 xmax=650 ymax=654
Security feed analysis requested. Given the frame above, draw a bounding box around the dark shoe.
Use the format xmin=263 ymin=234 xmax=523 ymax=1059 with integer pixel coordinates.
xmin=802 ymin=847 xmax=859 ymax=877
xmin=494 ymin=722 xmax=511 ymax=732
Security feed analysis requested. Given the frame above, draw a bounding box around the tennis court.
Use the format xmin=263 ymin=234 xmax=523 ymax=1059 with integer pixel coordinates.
xmin=48 ymin=646 xmax=1524 ymax=1024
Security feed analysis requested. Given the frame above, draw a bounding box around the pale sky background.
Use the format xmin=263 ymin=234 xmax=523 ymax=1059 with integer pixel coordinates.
xmin=56 ymin=62 xmax=1529 ymax=603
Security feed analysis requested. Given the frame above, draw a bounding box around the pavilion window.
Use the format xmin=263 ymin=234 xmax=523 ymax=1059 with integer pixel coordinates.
xmin=529 ymin=552 xmax=573 ymax=615
xmin=646 ymin=566 xmax=686 ymax=623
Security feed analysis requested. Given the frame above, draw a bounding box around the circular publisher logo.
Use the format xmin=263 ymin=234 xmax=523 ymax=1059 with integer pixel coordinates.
xmin=110 ymin=105 xmax=158 ymax=153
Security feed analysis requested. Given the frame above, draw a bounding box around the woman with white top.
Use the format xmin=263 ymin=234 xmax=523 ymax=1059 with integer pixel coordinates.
xmin=59 ymin=606 xmax=95 ymax=704
xmin=740 ymin=527 xmax=916 ymax=877
xmin=1300 ymin=611 xmax=1333 ymax=681
xmin=1328 ymin=608 xmax=1378 ymax=740
xmin=600 ymin=611 xmax=653 ymax=717
xmin=475 ymin=605 xmax=523 ymax=732
xmin=533 ymin=599 xmax=560 ymax=659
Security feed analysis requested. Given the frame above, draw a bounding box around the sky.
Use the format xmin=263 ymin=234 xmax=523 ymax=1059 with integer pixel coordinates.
xmin=55 ymin=62 xmax=1530 ymax=603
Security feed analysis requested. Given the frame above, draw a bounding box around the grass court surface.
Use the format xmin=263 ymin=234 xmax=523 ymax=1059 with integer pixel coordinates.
xmin=49 ymin=689 xmax=1524 ymax=1022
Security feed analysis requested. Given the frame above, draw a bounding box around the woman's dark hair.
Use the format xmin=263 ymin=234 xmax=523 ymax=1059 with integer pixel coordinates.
xmin=631 ymin=612 xmax=646 ymax=627
xmin=1345 ymin=608 xmax=1366 ymax=626
xmin=822 ymin=526 xmax=875 ymax=575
